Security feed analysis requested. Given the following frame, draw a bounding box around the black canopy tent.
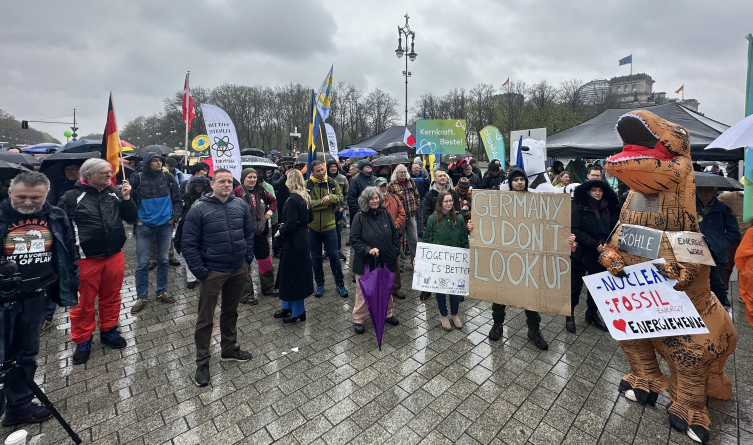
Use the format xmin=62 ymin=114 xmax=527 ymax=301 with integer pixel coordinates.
xmin=546 ymin=103 xmax=743 ymax=161
xmin=349 ymin=125 xmax=416 ymax=151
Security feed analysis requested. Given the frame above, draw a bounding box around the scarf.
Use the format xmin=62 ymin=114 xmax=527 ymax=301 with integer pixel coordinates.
xmin=588 ymin=196 xmax=611 ymax=235
xmin=310 ymin=174 xmax=328 ymax=184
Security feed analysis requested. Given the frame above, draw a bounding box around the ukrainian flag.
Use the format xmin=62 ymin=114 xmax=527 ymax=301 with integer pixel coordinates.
xmin=307 ymin=90 xmax=320 ymax=178
xmin=316 ymin=65 xmax=333 ymax=120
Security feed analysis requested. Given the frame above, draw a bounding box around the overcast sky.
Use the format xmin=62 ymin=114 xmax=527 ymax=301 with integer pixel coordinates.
xmin=2 ymin=0 xmax=751 ymax=142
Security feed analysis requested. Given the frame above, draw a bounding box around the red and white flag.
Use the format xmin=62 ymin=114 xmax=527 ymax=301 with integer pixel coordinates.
xmin=403 ymin=127 xmax=415 ymax=147
xmin=182 ymin=72 xmax=196 ymax=132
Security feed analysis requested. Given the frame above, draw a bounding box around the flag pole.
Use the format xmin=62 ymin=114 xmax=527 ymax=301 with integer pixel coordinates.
xmin=184 ymin=71 xmax=190 ymax=168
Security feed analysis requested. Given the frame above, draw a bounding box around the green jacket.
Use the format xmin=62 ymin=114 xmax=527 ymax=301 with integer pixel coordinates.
xmin=306 ymin=178 xmax=343 ymax=232
xmin=424 ymin=211 xmax=469 ymax=248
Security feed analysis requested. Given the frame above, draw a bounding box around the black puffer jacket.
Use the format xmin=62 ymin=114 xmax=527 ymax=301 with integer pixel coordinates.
xmin=349 ymin=206 xmax=400 ymax=275
xmin=347 ymin=171 xmax=375 ymax=218
xmin=58 ymin=181 xmax=138 ymax=258
xmin=571 ymin=179 xmax=620 ymax=273
xmin=181 ymin=193 xmax=254 ymax=281
xmin=480 ymin=171 xmax=506 ymax=189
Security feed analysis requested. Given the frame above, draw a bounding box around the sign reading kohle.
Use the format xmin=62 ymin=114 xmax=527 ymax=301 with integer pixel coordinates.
xmin=415 ymin=119 xmax=466 ymax=155
xmin=470 ymin=191 xmax=571 ymax=315
xmin=582 ymin=259 xmax=709 ymax=341
xmin=201 ymin=104 xmax=243 ymax=180
xmin=413 ymin=242 xmax=470 ymax=296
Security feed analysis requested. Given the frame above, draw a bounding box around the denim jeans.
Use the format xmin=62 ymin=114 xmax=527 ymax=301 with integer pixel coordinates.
xmin=0 ymin=292 xmax=49 ymax=416
xmin=435 ymin=293 xmax=460 ymax=317
xmin=135 ymin=223 xmax=172 ymax=298
xmin=309 ymin=228 xmax=344 ymax=284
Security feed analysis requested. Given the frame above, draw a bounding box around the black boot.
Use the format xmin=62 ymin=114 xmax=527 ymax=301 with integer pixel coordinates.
xmin=565 ymin=316 xmax=576 ymax=333
xmin=488 ymin=323 xmax=503 ymax=341
xmin=527 ymin=328 xmax=549 ymax=350
xmin=585 ymin=311 xmax=608 ymax=332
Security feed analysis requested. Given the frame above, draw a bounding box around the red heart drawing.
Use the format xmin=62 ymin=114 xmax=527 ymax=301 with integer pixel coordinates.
xmin=613 ymin=319 xmax=627 ymax=333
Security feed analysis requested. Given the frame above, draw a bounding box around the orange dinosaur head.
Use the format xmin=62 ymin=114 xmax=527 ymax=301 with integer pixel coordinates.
xmin=605 ymin=110 xmax=692 ymax=194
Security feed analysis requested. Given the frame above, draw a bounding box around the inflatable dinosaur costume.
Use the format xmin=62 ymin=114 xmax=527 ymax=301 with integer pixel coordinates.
xmin=600 ymin=110 xmax=737 ymax=444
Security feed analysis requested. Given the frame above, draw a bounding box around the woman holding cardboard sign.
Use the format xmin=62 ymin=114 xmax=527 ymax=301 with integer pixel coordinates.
xmin=421 ymin=191 xmax=474 ymax=331
xmin=568 ymin=179 xmax=620 ymax=333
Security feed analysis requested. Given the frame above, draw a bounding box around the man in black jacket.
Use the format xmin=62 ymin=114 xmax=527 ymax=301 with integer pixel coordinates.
xmin=58 ymin=159 xmax=138 ymax=365
xmin=480 ymin=162 xmax=505 ymax=189
xmin=182 ymin=168 xmax=254 ymax=387
xmin=346 ymin=160 xmax=375 ymax=225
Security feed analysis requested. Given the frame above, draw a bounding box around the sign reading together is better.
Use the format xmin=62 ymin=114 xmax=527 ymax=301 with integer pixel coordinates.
xmin=470 ymin=191 xmax=571 ymax=316
xmin=412 ymin=242 xmax=470 ymax=296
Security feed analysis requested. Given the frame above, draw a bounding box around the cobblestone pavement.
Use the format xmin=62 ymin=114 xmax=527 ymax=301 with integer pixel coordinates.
xmin=1 ymin=228 xmax=751 ymax=444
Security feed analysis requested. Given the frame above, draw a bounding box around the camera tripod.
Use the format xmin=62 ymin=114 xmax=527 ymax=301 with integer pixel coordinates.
xmin=0 ymin=269 xmax=81 ymax=444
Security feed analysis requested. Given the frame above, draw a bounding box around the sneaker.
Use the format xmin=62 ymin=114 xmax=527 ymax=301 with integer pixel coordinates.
xmin=40 ymin=319 xmax=53 ymax=334
xmin=392 ymin=290 xmax=406 ymax=299
xmin=221 ymin=347 xmax=252 ymax=362
xmin=100 ymin=327 xmax=127 ymax=349
xmin=156 ymin=290 xmax=176 ymax=304
xmin=131 ymin=298 xmax=147 ymax=314
xmin=354 ymin=323 xmax=364 ymax=334
xmin=187 ymin=280 xmax=197 ymax=289
xmin=386 ymin=316 xmax=399 ymax=326
xmin=314 ymin=282 xmax=325 ymax=298
xmin=488 ymin=323 xmax=503 ymax=341
xmin=241 ymin=298 xmax=259 ymax=306
xmin=339 ymin=251 xmax=346 ymax=261
xmin=419 ymin=291 xmax=431 ymax=302
xmin=73 ymin=338 xmax=93 ymax=365
xmin=169 ymin=258 xmax=181 ymax=266
xmin=262 ymin=288 xmax=280 ymax=297
xmin=1 ymin=402 xmax=52 ymax=426
xmin=336 ymin=282 xmax=349 ymax=298
xmin=195 ymin=363 xmax=210 ymax=387
xmin=527 ymin=329 xmax=549 ymax=350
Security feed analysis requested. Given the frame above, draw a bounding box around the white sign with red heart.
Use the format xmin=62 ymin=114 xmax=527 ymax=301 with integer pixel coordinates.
xmin=582 ymin=259 xmax=709 ymax=341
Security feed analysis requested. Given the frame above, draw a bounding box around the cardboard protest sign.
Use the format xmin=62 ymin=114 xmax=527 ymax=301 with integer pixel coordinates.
xmin=469 ymin=191 xmax=571 ymax=316
xmin=412 ymin=242 xmax=470 ymax=296
xmin=666 ymin=231 xmax=716 ymax=266
xmin=582 ymin=259 xmax=709 ymax=341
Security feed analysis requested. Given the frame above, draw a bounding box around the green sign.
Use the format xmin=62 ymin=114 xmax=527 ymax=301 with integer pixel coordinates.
xmin=480 ymin=125 xmax=505 ymax=162
xmin=416 ymin=119 xmax=466 ymax=155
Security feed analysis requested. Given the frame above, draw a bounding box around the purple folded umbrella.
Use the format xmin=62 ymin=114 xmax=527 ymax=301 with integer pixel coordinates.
xmin=358 ymin=264 xmax=396 ymax=350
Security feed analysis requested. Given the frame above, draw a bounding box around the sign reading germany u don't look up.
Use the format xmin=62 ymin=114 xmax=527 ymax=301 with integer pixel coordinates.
xmin=470 ymin=191 xmax=571 ymax=316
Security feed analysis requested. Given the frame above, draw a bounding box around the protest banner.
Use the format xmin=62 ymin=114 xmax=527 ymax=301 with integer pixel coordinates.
xmin=582 ymin=259 xmax=709 ymax=341
xmin=469 ymin=191 xmax=571 ymax=315
xmin=413 ymin=242 xmax=470 ymax=296
xmin=416 ymin=119 xmax=466 ymax=155
xmin=480 ymin=125 xmax=504 ymax=162
xmin=325 ymin=123 xmax=339 ymax=162
xmin=201 ymin=104 xmax=243 ymax=180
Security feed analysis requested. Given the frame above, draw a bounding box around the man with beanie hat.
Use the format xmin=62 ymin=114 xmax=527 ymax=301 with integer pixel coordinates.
xmin=347 ymin=160 xmax=375 ymax=225
xmin=455 ymin=177 xmax=472 ymax=224
xmin=487 ymin=168 xmax=549 ymax=350
xmin=165 ymin=157 xmax=186 ymax=185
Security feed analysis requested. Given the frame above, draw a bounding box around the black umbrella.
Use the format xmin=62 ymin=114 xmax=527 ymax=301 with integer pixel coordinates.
xmin=241 ymin=155 xmax=277 ymax=169
xmin=439 ymin=151 xmax=474 ymax=163
xmin=372 ymin=155 xmax=412 ymax=167
xmin=136 ymin=145 xmax=174 ymax=157
xmin=694 ymin=172 xmax=743 ymax=191
xmin=59 ymin=139 xmax=102 ymax=153
xmin=241 ymin=148 xmax=265 ymax=157
xmin=0 ymin=161 xmax=30 ymax=180
xmin=40 ymin=151 xmax=101 ymax=172
xmin=380 ymin=141 xmax=415 ymax=155
xmin=295 ymin=152 xmax=335 ymax=165
xmin=0 ymin=151 xmax=41 ymax=168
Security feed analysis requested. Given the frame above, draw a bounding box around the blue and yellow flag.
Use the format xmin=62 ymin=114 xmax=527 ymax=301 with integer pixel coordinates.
xmin=307 ymin=90 xmax=320 ymax=179
xmin=315 ymin=65 xmax=334 ymax=121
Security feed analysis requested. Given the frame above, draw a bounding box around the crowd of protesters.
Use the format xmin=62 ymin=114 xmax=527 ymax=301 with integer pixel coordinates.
xmin=0 ymin=144 xmax=747 ymax=424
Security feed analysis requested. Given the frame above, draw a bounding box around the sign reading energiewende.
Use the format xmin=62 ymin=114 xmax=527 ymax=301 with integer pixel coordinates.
xmin=412 ymin=242 xmax=470 ymax=296
xmin=582 ymin=259 xmax=708 ymax=341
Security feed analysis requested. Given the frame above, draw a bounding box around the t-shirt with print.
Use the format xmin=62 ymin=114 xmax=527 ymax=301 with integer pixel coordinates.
xmin=2 ymin=208 xmax=57 ymax=294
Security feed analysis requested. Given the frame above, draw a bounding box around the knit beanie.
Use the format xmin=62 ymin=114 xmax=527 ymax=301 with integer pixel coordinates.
xmin=457 ymin=177 xmax=470 ymax=193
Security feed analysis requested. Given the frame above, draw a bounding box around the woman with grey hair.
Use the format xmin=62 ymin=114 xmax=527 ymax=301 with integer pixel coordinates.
xmin=349 ymin=186 xmax=400 ymax=334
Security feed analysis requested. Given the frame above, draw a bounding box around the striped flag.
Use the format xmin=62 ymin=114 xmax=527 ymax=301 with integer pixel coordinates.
xmin=675 ymin=85 xmax=684 ymax=94
xmin=502 ymin=78 xmax=510 ymax=87
xmin=182 ymin=72 xmax=196 ymax=132
xmin=403 ymin=127 xmax=415 ymax=146
xmin=101 ymin=93 xmax=122 ymax=186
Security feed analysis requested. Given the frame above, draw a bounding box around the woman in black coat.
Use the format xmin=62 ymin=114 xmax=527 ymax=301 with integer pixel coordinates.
xmin=349 ymin=186 xmax=401 ymax=334
xmin=274 ymin=169 xmax=314 ymax=323
xmin=567 ymin=179 xmax=620 ymax=333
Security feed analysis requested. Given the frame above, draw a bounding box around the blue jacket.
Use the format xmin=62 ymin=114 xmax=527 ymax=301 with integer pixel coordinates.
xmin=410 ymin=170 xmax=430 ymax=199
xmin=697 ymin=198 xmax=741 ymax=264
xmin=129 ymin=152 xmax=182 ymax=226
xmin=0 ymin=200 xmax=79 ymax=306
xmin=181 ymin=193 xmax=255 ymax=281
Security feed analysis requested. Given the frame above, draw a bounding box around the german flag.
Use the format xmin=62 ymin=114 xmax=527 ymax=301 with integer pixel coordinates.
xmin=101 ymin=93 xmax=122 ymax=186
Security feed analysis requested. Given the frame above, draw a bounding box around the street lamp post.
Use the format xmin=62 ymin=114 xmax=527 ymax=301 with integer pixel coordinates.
xmin=395 ymin=13 xmax=417 ymax=127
